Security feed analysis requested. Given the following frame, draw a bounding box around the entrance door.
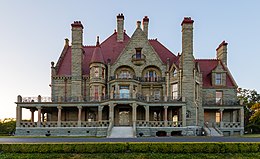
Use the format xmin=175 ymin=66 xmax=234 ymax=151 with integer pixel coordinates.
xmin=119 ymin=111 xmax=130 ymax=126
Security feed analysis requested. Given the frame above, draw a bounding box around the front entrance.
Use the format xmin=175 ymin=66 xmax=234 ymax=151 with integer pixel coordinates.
xmin=119 ymin=111 xmax=130 ymax=125
xmin=114 ymin=105 xmax=132 ymax=126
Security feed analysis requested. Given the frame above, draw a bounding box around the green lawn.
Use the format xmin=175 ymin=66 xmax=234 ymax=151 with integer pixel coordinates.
xmin=0 ymin=153 xmax=260 ymax=159
xmin=243 ymin=134 xmax=260 ymax=137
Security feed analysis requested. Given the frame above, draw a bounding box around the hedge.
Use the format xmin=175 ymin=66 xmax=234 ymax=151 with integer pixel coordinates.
xmin=0 ymin=142 xmax=259 ymax=153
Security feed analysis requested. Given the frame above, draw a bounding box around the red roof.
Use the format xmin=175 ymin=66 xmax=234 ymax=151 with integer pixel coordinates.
xmin=196 ymin=59 xmax=236 ymax=88
xmin=90 ymin=41 xmax=104 ymax=64
xmin=149 ymin=39 xmax=177 ymax=64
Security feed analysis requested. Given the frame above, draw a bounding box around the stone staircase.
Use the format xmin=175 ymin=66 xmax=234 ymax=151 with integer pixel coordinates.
xmin=204 ymin=127 xmax=223 ymax=136
xmin=108 ymin=127 xmax=134 ymax=138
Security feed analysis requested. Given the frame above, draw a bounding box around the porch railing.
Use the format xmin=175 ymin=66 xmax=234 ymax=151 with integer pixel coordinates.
xmin=202 ymin=99 xmax=240 ymax=106
xmin=136 ymin=120 xmax=183 ymax=127
xmin=19 ymin=121 xmax=109 ymax=128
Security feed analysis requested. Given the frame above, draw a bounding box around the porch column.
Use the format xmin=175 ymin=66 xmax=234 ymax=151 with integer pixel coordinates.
xmin=98 ymin=105 xmax=104 ymax=121
xmin=232 ymin=110 xmax=236 ymax=122
xmin=220 ymin=109 xmax=224 ymax=128
xmin=16 ymin=106 xmax=22 ymax=127
xmin=164 ymin=106 xmax=168 ymax=127
xmin=240 ymin=107 xmax=244 ymax=128
xmin=37 ymin=106 xmax=41 ymax=127
xmin=30 ymin=109 xmax=35 ymax=122
xmin=132 ymin=103 xmax=137 ymax=124
xmin=109 ymin=103 xmax=114 ymax=124
xmin=57 ymin=105 xmax=62 ymax=127
xmin=163 ymin=84 xmax=166 ymax=101
xmin=182 ymin=106 xmax=186 ymax=127
xmin=145 ymin=106 xmax=149 ymax=121
xmin=77 ymin=106 xmax=82 ymax=127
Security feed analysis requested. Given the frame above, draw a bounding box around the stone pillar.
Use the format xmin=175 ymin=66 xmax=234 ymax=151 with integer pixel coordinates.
xmin=132 ymin=103 xmax=137 ymax=123
xmin=164 ymin=106 xmax=168 ymax=127
xmin=182 ymin=106 xmax=186 ymax=127
xmin=220 ymin=109 xmax=224 ymax=128
xmin=163 ymin=84 xmax=166 ymax=101
xmin=57 ymin=106 xmax=62 ymax=127
xmin=240 ymin=108 xmax=244 ymax=128
xmin=109 ymin=103 xmax=114 ymax=124
xmin=16 ymin=106 xmax=22 ymax=127
xmin=232 ymin=110 xmax=236 ymax=122
xmin=145 ymin=106 xmax=149 ymax=121
xmin=37 ymin=106 xmax=41 ymax=127
xmin=98 ymin=106 xmax=104 ymax=121
xmin=77 ymin=106 xmax=82 ymax=127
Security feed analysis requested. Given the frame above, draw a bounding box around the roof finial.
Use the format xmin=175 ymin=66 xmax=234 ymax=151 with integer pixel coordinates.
xmin=96 ymin=36 xmax=100 ymax=46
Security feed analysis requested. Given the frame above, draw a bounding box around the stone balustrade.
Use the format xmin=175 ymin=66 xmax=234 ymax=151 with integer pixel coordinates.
xmin=19 ymin=120 xmax=109 ymax=128
xmin=136 ymin=120 xmax=183 ymax=127
xmin=222 ymin=122 xmax=241 ymax=128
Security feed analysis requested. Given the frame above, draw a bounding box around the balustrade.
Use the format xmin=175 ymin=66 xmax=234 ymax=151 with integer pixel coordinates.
xmin=136 ymin=120 xmax=183 ymax=127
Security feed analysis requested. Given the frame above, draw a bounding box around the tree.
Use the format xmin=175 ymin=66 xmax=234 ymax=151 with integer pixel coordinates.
xmin=238 ymin=88 xmax=260 ymax=133
xmin=0 ymin=120 xmax=16 ymax=135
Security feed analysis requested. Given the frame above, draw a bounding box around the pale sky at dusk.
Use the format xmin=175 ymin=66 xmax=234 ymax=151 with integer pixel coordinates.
xmin=0 ymin=1 xmax=260 ymax=119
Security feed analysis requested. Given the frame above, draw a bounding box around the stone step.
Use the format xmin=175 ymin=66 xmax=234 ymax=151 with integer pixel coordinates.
xmin=108 ymin=126 xmax=134 ymax=138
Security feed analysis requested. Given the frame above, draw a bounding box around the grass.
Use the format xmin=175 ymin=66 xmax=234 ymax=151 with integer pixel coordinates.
xmin=0 ymin=153 xmax=260 ymax=159
xmin=243 ymin=134 xmax=260 ymax=138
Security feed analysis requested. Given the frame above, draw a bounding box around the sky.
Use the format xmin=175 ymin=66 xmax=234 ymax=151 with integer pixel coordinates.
xmin=0 ymin=1 xmax=260 ymax=120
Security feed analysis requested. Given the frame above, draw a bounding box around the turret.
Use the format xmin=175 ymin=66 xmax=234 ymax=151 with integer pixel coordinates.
xmin=89 ymin=36 xmax=106 ymax=101
xmin=71 ymin=21 xmax=83 ymax=101
xmin=117 ymin=13 xmax=124 ymax=42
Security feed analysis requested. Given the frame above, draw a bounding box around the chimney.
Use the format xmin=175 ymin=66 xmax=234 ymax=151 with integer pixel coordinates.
xmin=136 ymin=21 xmax=141 ymax=29
xmin=71 ymin=21 xmax=83 ymax=100
xmin=216 ymin=41 xmax=228 ymax=65
xmin=142 ymin=16 xmax=149 ymax=38
xmin=117 ymin=13 xmax=124 ymax=42
xmin=181 ymin=17 xmax=194 ymax=60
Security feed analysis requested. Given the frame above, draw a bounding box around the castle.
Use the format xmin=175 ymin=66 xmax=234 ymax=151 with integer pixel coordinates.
xmin=15 ymin=14 xmax=244 ymax=137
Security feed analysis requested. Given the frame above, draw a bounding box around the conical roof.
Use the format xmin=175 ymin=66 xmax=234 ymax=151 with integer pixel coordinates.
xmin=90 ymin=36 xmax=104 ymax=64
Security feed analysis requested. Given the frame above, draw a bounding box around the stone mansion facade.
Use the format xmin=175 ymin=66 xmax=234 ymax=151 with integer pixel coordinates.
xmin=15 ymin=14 xmax=244 ymax=137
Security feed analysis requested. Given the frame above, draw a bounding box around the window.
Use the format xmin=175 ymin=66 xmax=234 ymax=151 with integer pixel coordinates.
xmin=216 ymin=112 xmax=220 ymax=123
xmin=216 ymin=91 xmax=223 ymax=105
xmin=172 ymin=69 xmax=177 ymax=77
xmin=154 ymin=91 xmax=160 ymax=101
xmin=119 ymin=85 xmax=129 ymax=99
xmin=102 ymin=68 xmax=105 ymax=79
xmin=135 ymin=48 xmax=142 ymax=59
xmin=145 ymin=70 xmax=157 ymax=82
xmin=215 ymin=73 xmax=222 ymax=85
xmin=186 ymin=110 xmax=191 ymax=118
xmin=172 ymin=83 xmax=178 ymax=99
xmin=94 ymin=67 xmax=99 ymax=78
xmin=94 ymin=86 xmax=99 ymax=100
xmin=119 ymin=70 xmax=131 ymax=79
xmin=195 ymin=83 xmax=199 ymax=100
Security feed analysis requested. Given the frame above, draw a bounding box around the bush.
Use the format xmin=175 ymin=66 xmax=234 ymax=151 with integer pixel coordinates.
xmin=0 ymin=142 xmax=259 ymax=153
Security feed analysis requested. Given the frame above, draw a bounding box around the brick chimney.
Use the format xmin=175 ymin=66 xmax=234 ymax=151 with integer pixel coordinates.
xmin=216 ymin=41 xmax=228 ymax=65
xmin=117 ymin=13 xmax=124 ymax=42
xmin=142 ymin=16 xmax=149 ymax=38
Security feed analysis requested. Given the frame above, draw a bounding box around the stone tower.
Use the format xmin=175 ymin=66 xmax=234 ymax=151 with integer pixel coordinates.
xmin=89 ymin=36 xmax=106 ymax=100
xmin=71 ymin=21 xmax=83 ymax=101
xmin=180 ymin=17 xmax=196 ymax=126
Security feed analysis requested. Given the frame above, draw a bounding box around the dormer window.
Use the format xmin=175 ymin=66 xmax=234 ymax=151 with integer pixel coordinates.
xmin=215 ymin=73 xmax=222 ymax=85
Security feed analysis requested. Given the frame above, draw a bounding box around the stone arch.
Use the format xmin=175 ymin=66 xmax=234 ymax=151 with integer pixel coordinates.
xmin=114 ymin=65 xmax=135 ymax=79
xmin=142 ymin=65 xmax=162 ymax=77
